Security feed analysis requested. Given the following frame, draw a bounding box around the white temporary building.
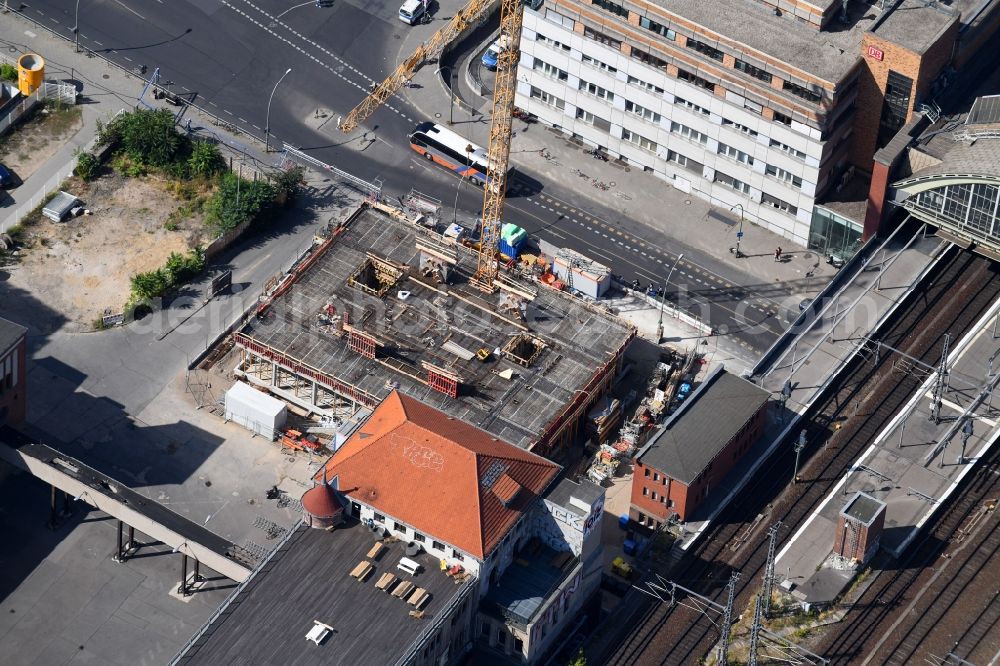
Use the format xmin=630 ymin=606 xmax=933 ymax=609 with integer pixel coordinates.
xmin=225 ymin=381 xmax=287 ymax=440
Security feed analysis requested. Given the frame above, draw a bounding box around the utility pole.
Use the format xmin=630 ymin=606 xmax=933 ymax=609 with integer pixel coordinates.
xmin=73 ymin=0 xmax=81 ymax=53
xmin=762 ymin=521 xmax=782 ymax=617
xmin=779 ymin=379 xmax=792 ymax=424
xmin=929 ymin=334 xmax=950 ymax=424
xmin=748 ymin=590 xmax=765 ymax=666
xmin=794 ymin=429 xmax=806 ymax=483
xmin=718 ymin=571 xmax=740 ymax=666
xmin=656 ymin=253 xmax=684 ymax=344
xmin=959 ymin=418 xmax=973 ymax=465
xmin=730 ymin=204 xmax=745 ymax=258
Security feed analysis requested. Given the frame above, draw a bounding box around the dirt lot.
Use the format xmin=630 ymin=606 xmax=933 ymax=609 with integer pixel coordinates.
xmin=3 ymin=171 xmax=210 ymax=331
xmin=0 ymin=102 xmax=82 ymax=182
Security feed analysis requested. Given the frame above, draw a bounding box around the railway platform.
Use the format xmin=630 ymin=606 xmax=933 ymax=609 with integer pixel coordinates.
xmin=668 ymin=223 xmax=948 ymax=549
xmin=775 ymin=291 xmax=1000 ymax=607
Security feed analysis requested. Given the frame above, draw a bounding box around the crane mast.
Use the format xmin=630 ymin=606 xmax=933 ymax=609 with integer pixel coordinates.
xmin=472 ymin=0 xmax=523 ymax=290
xmin=338 ymin=0 xmax=525 ymax=292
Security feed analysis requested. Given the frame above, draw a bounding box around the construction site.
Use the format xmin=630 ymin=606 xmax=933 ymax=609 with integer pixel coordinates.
xmin=231 ymin=201 xmax=635 ymax=459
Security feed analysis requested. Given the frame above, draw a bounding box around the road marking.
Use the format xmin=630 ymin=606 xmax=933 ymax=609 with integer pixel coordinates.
xmin=123 ymin=56 xmax=133 ymax=62
xmin=225 ymin=109 xmax=234 ymax=116
xmin=114 ymin=0 xmax=146 ymax=20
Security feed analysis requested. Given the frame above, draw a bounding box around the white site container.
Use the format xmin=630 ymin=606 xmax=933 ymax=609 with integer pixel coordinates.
xmin=225 ymin=381 xmax=287 ymax=440
xmin=553 ymin=249 xmax=612 ymax=299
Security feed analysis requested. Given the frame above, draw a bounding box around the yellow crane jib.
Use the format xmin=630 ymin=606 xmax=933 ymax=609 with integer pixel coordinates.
xmin=339 ymin=0 xmax=496 ymax=133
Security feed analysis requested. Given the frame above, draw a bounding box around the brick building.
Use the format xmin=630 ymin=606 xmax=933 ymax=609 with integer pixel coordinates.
xmin=630 ymin=368 xmax=769 ymax=526
xmin=515 ymin=0 xmax=1000 ymax=259
xmin=834 ymin=492 xmax=886 ymax=566
xmin=0 ymin=316 xmax=27 ymax=428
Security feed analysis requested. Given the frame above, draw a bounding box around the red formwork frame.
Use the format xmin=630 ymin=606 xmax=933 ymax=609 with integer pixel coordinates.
xmin=236 ymin=333 xmax=380 ymax=408
xmin=349 ymin=330 xmax=377 ymax=359
xmin=427 ymin=368 xmax=459 ymax=398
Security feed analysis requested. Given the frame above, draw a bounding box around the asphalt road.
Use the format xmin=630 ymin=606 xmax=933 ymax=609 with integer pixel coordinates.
xmin=18 ymin=0 xmax=788 ymax=355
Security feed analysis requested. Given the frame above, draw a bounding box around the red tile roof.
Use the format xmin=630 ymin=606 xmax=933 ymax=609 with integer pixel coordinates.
xmin=317 ymin=391 xmax=560 ymax=559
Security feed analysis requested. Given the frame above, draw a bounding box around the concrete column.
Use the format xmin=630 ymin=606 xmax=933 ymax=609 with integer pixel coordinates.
xmin=127 ymin=525 xmax=135 ymax=552
xmin=311 ymin=380 xmax=318 ymax=407
xmin=271 ymin=362 xmax=278 ymax=386
xmin=180 ymin=554 xmax=189 ymax=597
xmin=48 ymin=485 xmax=57 ymax=529
xmin=116 ymin=520 xmax=124 ymax=561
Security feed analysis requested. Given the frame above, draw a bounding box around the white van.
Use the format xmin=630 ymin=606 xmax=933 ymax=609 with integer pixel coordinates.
xmin=398 ymin=0 xmax=426 ymax=25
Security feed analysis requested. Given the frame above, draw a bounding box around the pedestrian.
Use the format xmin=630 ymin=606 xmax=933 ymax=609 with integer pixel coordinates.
xmin=185 ymin=118 xmax=192 ymax=133
xmin=774 ymin=246 xmax=783 ymax=262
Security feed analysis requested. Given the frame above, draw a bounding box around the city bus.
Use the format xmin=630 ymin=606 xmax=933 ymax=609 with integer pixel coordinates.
xmin=408 ymin=122 xmax=510 ymax=186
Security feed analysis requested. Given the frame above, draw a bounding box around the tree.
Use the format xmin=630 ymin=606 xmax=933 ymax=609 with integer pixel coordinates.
xmin=103 ymin=109 xmax=188 ymax=168
xmin=75 ymin=151 xmax=100 ymax=181
xmin=568 ymin=648 xmax=587 ymax=666
xmin=205 ymin=173 xmax=277 ymax=232
xmin=188 ymin=140 xmax=225 ymax=178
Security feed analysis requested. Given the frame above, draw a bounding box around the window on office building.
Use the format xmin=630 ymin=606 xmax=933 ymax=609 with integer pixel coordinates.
xmin=783 ymin=79 xmax=823 ymax=104
xmin=677 ymin=68 xmax=715 ymax=92
xmin=627 ymin=75 xmax=664 ymax=94
xmin=622 ymin=128 xmax=657 ymax=152
xmin=717 ymin=142 xmax=754 ymax=165
xmin=666 ymin=150 xmax=702 ymax=174
xmin=530 ymin=86 xmax=566 ymax=109
xmin=576 ymin=107 xmax=611 ymax=132
xmin=582 ymin=54 xmax=617 ymax=73
xmin=686 ymin=37 xmax=724 ymax=62
xmin=734 ymin=59 xmax=772 ymax=83
xmin=722 ymin=118 xmax=759 ymax=137
xmin=674 ymin=95 xmax=709 ymax=116
xmin=670 ymin=121 xmax=708 ymax=144
xmin=773 ymin=110 xmax=792 ymax=126
xmin=769 ymin=138 xmax=806 ymax=160
xmin=631 ymin=49 xmax=668 ymax=71
xmin=592 ymin=0 xmax=628 ymax=18
xmin=533 ymin=58 xmax=569 ymax=81
xmin=536 ymin=32 xmax=571 ymax=52
xmin=579 ymin=79 xmax=614 ymax=101
xmin=584 ymin=26 xmax=622 ymax=49
xmin=879 ymin=70 xmax=914 ymax=138
xmin=639 ymin=16 xmax=675 ymax=40
xmin=544 ymin=8 xmax=575 ymax=29
xmin=642 ymin=486 xmax=649 ymax=496
xmin=625 ymin=99 xmax=661 ymax=123
xmin=766 ymin=164 xmax=803 ymax=187
xmin=762 ymin=192 xmax=798 ymax=215
xmin=714 ymin=171 xmax=751 ymax=194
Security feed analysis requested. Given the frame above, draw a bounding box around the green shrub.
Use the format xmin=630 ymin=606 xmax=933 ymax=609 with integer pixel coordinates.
xmin=0 ymin=63 xmax=16 ymax=82
xmin=130 ymin=268 xmax=171 ymax=301
xmin=204 ymin=172 xmax=277 ymax=233
xmin=188 ymin=140 xmax=225 ymax=178
xmin=102 ymin=108 xmax=190 ymax=168
xmin=274 ymin=166 xmax=305 ymax=206
xmin=75 ymin=151 xmax=100 ymax=181
xmin=129 ymin=247 xmax=206 ymax=302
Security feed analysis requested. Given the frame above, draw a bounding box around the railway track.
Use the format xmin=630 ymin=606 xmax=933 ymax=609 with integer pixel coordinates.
xmin=818 ymin=448 xmax=1000 ymax=665
xmin=593 ymin=247 xmax=1000 ymax=665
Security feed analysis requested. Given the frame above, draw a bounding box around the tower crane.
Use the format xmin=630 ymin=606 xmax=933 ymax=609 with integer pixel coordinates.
xmin=339 ymin=0 xmax=526 ymax=291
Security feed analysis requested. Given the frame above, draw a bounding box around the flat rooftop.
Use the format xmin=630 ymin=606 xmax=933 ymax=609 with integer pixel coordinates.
xmin=483 ymin=540 xmax=578 ymax=625
xmin=637 ymin=368 xmax=770 ymax=485
xmin=175 ymin=521 xmax=469 ymax=666
xmin=0 ymin=316 xmax=26 ymax=354
xmin=239 ymin=205 xmax=634 ymax=450
xmin=842 ymin=492 xmax=883 ymax=525
xmin=639 ymin=0 xmax=981 ymax=83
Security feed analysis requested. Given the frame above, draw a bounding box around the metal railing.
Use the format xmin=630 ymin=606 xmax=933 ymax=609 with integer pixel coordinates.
xmin=283 ymin=146 xmax=381 ymax=197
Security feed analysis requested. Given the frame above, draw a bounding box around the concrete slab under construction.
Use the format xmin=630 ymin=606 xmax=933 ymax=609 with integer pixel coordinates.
xmin=235 ymin=204 xmax=635 ymax=457
xmin=776 ymin=295 xmax=1000 ymax=606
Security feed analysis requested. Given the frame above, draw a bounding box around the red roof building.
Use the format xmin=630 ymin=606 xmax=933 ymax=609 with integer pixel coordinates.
xmin=317 ymin=390 xmax=561 ymax=560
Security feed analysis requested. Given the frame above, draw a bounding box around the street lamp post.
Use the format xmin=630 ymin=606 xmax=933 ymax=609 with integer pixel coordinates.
xmin=793 ymin=429 xmax=806 ymax=483
xmin=656 ymin=253 xmax=684 ymax=344
xmin=435 ymin=67 xmax=455 ymax=125
xmin=73 ymin=0 xmax=81 ymax=53
xmin=264 ymin=67 xmax=292 ymax=153
xmin=729 ymin=204 xmax=745 ymax=258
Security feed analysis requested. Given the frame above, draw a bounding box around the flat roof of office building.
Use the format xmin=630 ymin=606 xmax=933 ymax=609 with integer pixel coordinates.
xmin=638 ymin=0 xmax=979 ymax=83
xmin=174 ymin=521 xmax=469 ymax=666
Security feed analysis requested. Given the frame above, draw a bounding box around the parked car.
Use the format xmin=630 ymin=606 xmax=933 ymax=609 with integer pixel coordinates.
xmin=481 ymin=36 xmax=511 ymax=70
xmin=398 ymin=0 xmax=426 ymax=24
xmin=0 ymin=164 xmax=12 ymax=188
xmin=676 ymin=381 xmax=693 ymax=402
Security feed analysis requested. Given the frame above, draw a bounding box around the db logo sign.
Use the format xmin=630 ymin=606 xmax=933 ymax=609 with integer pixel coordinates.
xmin=867 ymin=45 xmax=884 ymax=61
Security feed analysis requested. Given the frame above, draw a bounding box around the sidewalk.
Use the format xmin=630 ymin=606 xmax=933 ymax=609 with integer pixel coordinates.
xmin=394 ymin=8 xmax=838 ymax=293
